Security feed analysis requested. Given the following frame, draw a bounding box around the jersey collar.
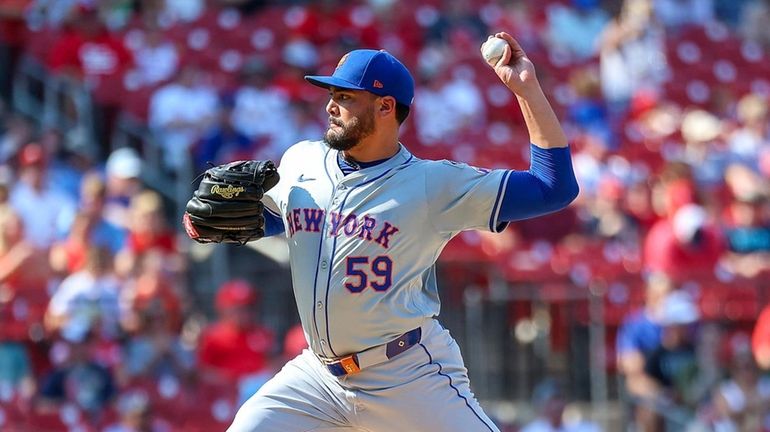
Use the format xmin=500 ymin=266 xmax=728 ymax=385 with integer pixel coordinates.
xmin=325 ymin=143 xmax=413 ymax=187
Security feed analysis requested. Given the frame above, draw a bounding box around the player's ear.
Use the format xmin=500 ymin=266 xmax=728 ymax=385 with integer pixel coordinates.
xmin=377 ymin=96 xmax=396 ymax=118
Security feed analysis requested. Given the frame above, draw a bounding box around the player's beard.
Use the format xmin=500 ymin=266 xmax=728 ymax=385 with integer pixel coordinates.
xmin=324 ymin=106 xmax=375 ymax=151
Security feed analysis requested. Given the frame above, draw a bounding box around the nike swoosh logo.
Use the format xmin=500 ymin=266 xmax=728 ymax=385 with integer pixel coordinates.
xmin=298 ymin=174 xmax=316 ymax=182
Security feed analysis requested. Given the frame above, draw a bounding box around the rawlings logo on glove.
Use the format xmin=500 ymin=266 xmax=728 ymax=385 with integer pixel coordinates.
xmin=211 ymin=184 xmax=246 ymax=199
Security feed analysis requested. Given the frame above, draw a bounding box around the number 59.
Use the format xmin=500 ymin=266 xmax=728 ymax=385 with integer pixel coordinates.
xmin=344 ymin=256 xmax=393 ymax=293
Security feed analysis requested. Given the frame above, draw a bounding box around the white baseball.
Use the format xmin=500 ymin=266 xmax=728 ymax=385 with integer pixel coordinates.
xmin=481 ymin=37 xmax=508 ymax=66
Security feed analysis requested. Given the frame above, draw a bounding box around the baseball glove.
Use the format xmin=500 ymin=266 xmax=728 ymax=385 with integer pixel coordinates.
xmin=183 ymin=160 xmax=280 ymax=245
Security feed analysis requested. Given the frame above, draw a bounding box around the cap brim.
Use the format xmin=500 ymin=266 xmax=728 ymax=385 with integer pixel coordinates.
xmin=305 ymin=75 xmax=365 ymax=92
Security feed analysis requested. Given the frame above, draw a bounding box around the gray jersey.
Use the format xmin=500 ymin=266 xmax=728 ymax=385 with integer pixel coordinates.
xmin=264 ymin=140 xmax=511 ymax=357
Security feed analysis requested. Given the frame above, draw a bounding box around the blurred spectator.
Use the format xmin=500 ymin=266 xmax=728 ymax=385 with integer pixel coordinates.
xmin=520 ymin=379 xmax=601 ymax=432
xmin=545 ymin=0 xmax=609 ymax=61
xmin=37 ymin=325 xmax=116 ymax=415
xmin=728 ymin=93 xmax=769 ymax=167
xmin=654 ymin=0 xmax=715 ymax=28
xmin=678 ymin=109 xmax=728 ymax=188
xmin=230 ymin=58 xmax=293 ymax=160
xmin=75 ymin=172 xmax=126 ymax=254
xmin=104 ymin=391 xmax=172 ymax=432
xmin=622 ymin=289 xmax=702 ymax=431
xmin=49 ymin=211 xmax=94 ymax=275
xmin=739 ymin=0 xmax=770 ymax=47
xmin=721 ymin=165 xmax=770 ymax=277
xmin=103 ymin=147 xmax=142 ymax=231
xmin=120 ymin=249 xmax=183 ymax=333
xmin=651 ymin=162 xmax=697 ymax=218
xmin=193 ymin=98 xmax=255 ymax=171
xmin=123 ymin=20 xmax=179 ymax=89
xmin=617 ymin=275 xmax=672 ymax=393
xmin=414 ymin=65 xmax=485 ymax=145
xmin=119 ymin=306 xmax=193 ymax=383
xmin=54 ymin=172 xmax=126 ymax=269
xmin=198 ymin=280 xmax=274 ymax=383
xmin=644 ymin=204 xmax=725 ymax=279
xmin=148 ymin=64 xmax=219 ymax=172
xmin=710 ymin=335 xmax=770 ymax=431
xmin=0 ymin=210 xmax=39 ymax=400
xmin=567 ymin=67 xmax=612 ymax=148
xmin=10 ymin=143 xmax=76 ymax=249
xmin=0 ymin=210 xmax=50 ymax=326
xmin=46 ymin=3 xmax=133 ymax=87
xmin=616 ymin=275 xmax=672 ymax=421
xmin=626 ymin=181 xmax=658 ymax=232
xmin=45 ymin=245 xmax=123 ymax=340
xmin=599 ymin=0 xmax=668 ymax=116
xmin=582 ymin=176 xmax=640 ymax=244
xmin=115 ymin=190 xmax=181 ymax=277
xmin=644 ymin=291 xmax=702 ymax=400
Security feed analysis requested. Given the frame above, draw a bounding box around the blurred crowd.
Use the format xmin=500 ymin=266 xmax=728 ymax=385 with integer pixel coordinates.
xmin=0 ymin=122 xmax=307 ymax=428
xmin=1 ymin=0 xmax=770 ymax=430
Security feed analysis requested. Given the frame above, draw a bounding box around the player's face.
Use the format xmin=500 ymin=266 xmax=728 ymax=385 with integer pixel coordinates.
xmin=324 ymin=88 xmax=376 ymax=151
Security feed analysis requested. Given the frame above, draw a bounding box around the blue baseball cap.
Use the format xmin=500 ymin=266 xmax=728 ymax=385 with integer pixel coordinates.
xmin=305 ymin=49 xmax=415 ymax=107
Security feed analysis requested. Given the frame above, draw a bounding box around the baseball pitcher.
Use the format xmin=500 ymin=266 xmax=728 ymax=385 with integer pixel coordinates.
xmin=184 ymin=32 xmax=579 ymax=432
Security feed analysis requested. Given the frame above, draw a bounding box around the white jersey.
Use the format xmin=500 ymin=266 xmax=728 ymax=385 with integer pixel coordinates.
xmin=264 ymin=140 xmax=511 ymax=357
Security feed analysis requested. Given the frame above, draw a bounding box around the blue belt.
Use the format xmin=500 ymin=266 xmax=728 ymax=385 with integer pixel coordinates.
xmin=319 ymin=326 xmax=423 ymax=377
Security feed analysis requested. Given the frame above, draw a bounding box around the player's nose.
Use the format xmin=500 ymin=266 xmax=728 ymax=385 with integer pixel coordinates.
xmin=325 ymin=98 xmax=338 ymax=116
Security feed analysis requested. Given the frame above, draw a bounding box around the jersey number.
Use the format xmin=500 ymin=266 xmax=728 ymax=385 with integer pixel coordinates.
xmin=344 ymin=256 xmax=393 ymax=293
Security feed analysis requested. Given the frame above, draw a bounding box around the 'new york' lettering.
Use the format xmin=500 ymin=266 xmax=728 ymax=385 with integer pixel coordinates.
xmin=285 ymin=208 xmax=398 ymax=249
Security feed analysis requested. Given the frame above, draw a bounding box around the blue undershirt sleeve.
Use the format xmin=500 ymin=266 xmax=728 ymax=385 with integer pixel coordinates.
xmin=263 ymin=208 xmax=285 ymax=237
xmin=498 ymin=144 xmax=579 ymax=222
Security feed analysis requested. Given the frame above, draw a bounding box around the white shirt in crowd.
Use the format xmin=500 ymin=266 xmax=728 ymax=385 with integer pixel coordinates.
xmin=231 ymin=86 xmax=293 ymax=143
xmin=126 ymin=36 xmax=179 ymax=87
xmin=48 ymin=270 xmax=123 ymax=338
xmin=10 ymin=180 xmax=75 ymax=249
xmin=149 ymin=82 xmax=219 ymax=170
xmin=547 ymin=4 xmax=609 ymax=60
xmin=414 ymin=74 xmax=485 ymax=145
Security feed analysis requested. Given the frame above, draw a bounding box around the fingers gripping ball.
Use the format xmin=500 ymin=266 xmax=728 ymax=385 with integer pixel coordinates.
xmin=183 ymin=160 xmax=280 ymax=245
xmin=481 ymin=37 xmax=508 ymax=66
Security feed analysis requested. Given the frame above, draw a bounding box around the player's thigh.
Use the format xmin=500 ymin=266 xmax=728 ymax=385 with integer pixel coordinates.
xmin=228 ymin=350 xmax=354 ymax=432
xmin=357 ymin=331 xmax=499 ymax=432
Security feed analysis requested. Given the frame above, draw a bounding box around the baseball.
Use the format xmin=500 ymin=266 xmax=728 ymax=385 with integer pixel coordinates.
xmin=481 ymin=37 xmax=508 ymax=66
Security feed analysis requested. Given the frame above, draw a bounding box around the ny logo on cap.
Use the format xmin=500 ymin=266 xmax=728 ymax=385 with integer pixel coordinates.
xmin=336 ymin=53 xmax=350 ymax=70
xmin=373 ymin=80 xmax=384 ymax=88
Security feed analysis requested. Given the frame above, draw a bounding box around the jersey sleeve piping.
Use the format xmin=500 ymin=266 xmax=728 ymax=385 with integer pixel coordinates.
xmin=488 ymin=170 xmax=513 ymax=233
xmin=264 ymin=206 xmax=281 ymax=218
